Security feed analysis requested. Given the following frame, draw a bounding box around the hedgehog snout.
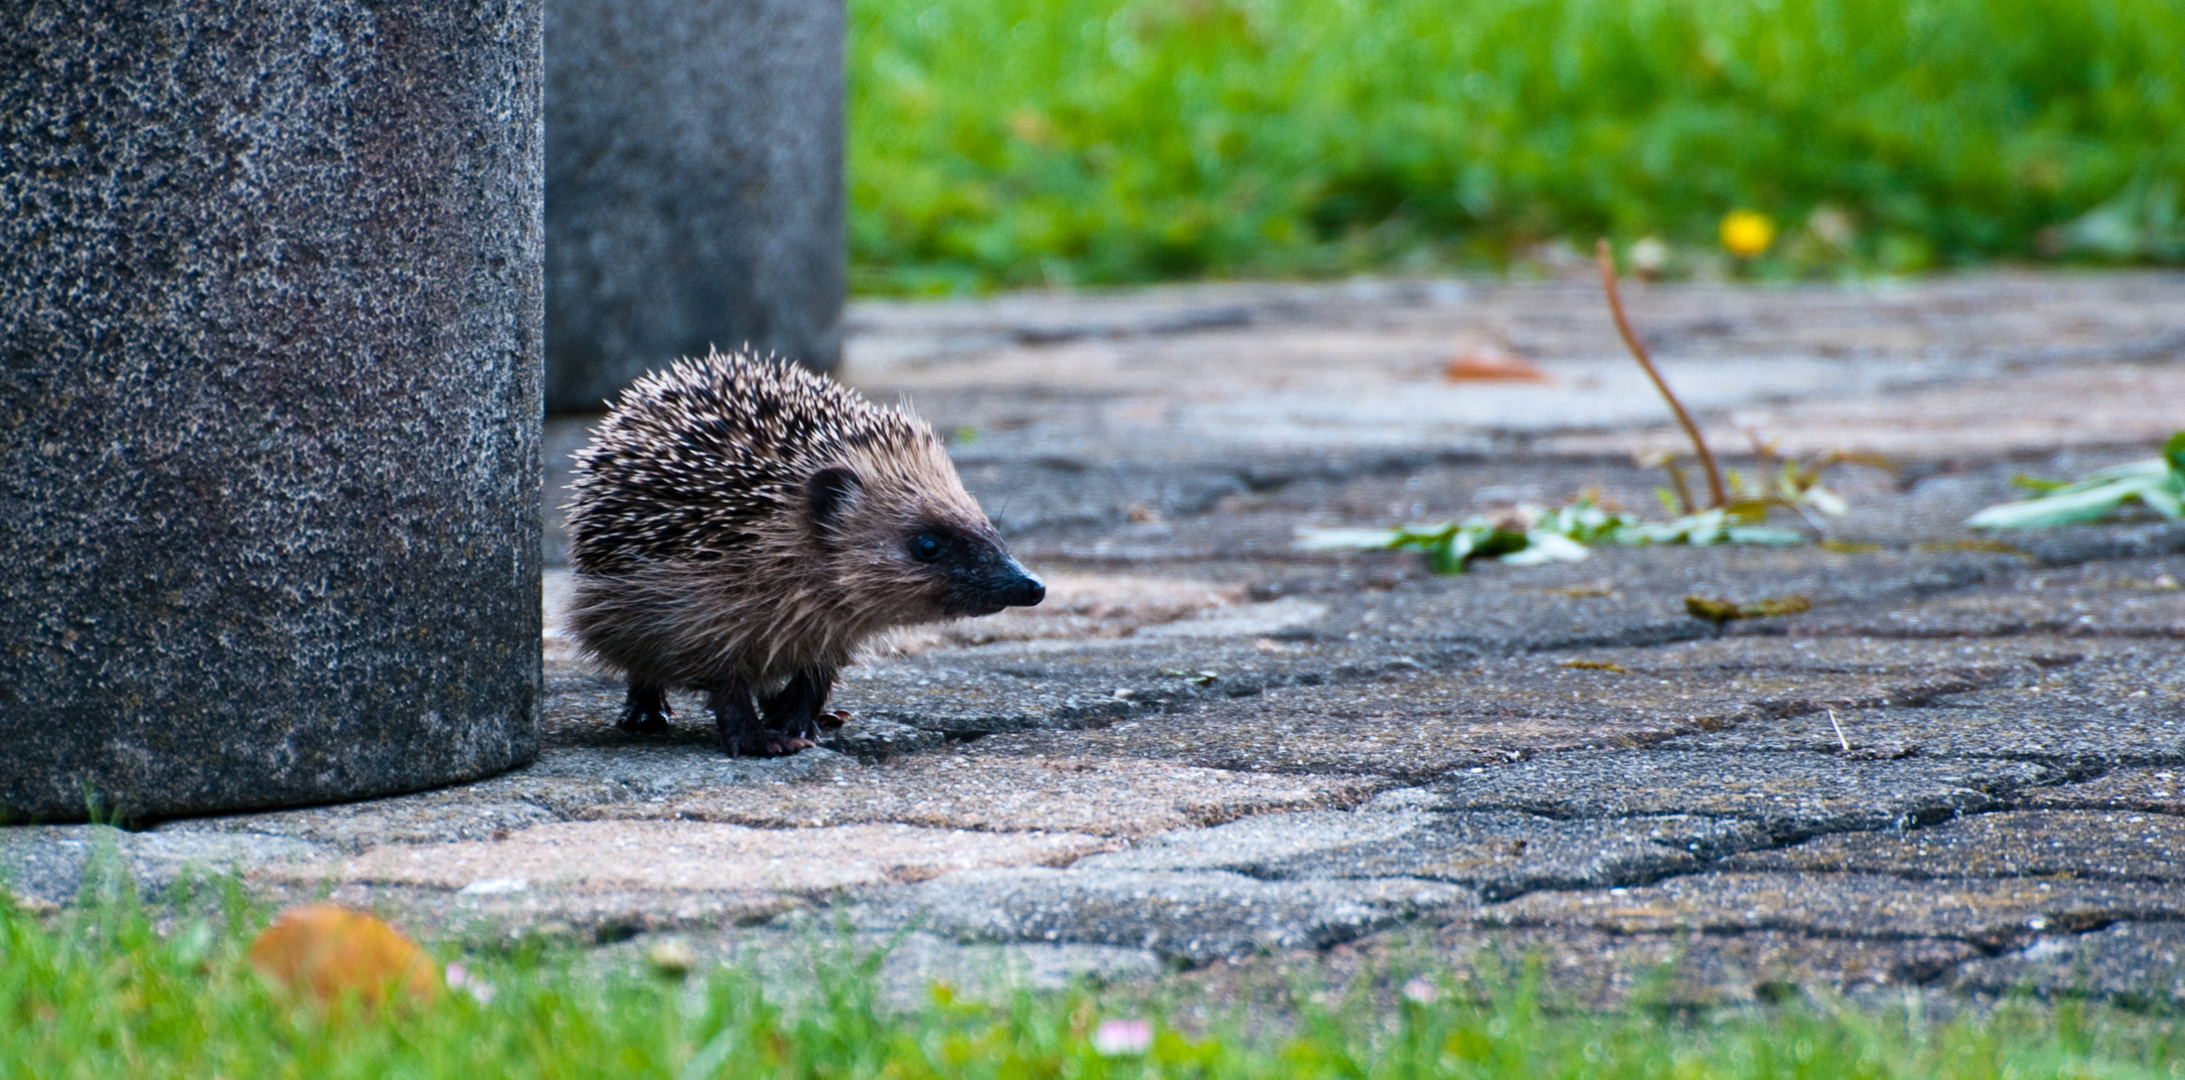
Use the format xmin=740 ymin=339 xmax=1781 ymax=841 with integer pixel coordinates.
xmin=994 ymin=559 xmax=1045 ymax=608
xmin=943 ymin=551 xmax=1044 ymax=616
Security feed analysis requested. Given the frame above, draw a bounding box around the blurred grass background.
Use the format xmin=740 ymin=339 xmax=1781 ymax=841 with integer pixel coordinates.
xmin=848 ymin=0 xmax=2185 ymax=294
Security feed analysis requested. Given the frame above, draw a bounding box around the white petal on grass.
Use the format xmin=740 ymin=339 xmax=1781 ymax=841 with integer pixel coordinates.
xmin=1093 ymin=1018 xmax=1154 ymax=1056
xmin=1402 ymin=976 xmax=1441 ymax=1004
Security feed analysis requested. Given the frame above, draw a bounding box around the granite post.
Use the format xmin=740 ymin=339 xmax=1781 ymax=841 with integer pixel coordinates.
xmin=0 ymin=2 xmax=545 ymax=821
xmin=545 ymin=0 xmax=845 ymax=414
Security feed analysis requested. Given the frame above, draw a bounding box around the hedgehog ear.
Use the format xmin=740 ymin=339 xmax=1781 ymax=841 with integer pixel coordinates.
xmin=807 ymin=466 xmax=862 ymax=529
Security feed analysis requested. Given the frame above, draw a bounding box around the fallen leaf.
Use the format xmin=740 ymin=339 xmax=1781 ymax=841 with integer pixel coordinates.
xmin=1540 ymin=579 xmax=1617 ymax=597
xmin=1913 ymin=539 xmax=2029 ymax=556
xmin=1685 ymin=594 xmax=1813 ymax=626
xmin=1443 ymin=345 xmax=1552 ymax=383
xmin=248 ymin=904 xmax=440 ymax=1008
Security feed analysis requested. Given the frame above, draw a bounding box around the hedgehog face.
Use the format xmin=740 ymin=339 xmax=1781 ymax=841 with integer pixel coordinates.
xmin=807 ymin=463 xmax=1045 ymax=624
xmin=902 ymin=523 xmax=1046 ymax=617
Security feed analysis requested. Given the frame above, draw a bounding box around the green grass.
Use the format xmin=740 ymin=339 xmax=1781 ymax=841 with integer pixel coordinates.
xmin=849 ymin=0 xmax=2185 ymax=293
xmin=8 ymin=881 xmax=2185 ymax=1078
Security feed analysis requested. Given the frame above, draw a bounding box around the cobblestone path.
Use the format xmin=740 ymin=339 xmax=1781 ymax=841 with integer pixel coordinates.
xmin=13 ymin=272 xmax=2185 ymax=1007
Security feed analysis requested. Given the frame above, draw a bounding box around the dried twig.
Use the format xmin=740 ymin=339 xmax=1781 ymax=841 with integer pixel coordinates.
xmin=1596 ymin=239 xmax=1727 ymax=508
xmin=1827 ymin=707 xmax=1850 ymax=752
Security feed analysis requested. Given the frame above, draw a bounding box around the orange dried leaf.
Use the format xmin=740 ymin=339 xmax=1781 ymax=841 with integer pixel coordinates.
xmin=1442 ymin=348 xmax=1551 ymax=383
xmin=247 ymin=903 xmax=441 ymax=1007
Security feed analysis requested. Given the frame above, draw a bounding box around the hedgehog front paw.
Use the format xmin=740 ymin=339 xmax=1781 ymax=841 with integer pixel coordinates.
xmin=618 ymin=683 xmax=675 ymax=733
xmin=757 ymin=668 xmax=839 ymax=745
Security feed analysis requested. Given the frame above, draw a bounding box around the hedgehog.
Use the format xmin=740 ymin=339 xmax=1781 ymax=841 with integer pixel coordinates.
xmin=563 ymin=348 xmax=1045 ymax=756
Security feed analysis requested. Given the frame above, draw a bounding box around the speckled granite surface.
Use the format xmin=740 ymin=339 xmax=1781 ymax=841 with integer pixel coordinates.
xmin=0 ymin=1 xmax=544 ymax=819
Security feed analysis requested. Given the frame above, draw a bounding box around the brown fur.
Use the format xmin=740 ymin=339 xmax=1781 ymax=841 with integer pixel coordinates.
xmin=567 ymin=431 xmax=990 ymax=691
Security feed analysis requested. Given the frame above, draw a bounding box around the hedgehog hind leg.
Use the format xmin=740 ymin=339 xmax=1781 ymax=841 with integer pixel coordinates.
xmin=759 ymin=667 xmax=839 ymax=743
xmin=711 ymin=677 xmax=813 ymax=757
xmin=617 ymin=682 xmax=674 ymax=733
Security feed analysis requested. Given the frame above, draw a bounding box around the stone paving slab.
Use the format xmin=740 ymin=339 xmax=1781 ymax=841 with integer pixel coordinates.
xmin=860 ymin=868 xmax=1474 ymax=968
xmin=871 ymin=932 xmax=1168 ymax=995
xmin=1660 ymin=704 xmax=2184 ymax=768
xmin=158 ymin=792 xmax=566 ymax=854
xmin=1 ymin=825 xmax=331 ymax=908
xmin=298 ymin=821 xmax=1110 ymax=894
xmin=1722 ymin=810 xmax=2185 ymax=882
xmin=1480 ymin=872 xmax=2185 ymax=949
xmin=991 ymin=469 xmax=2180 ymax=586
xmin=844 ymin=274 xmax=2185 ymax=465
xmin=999 ymin=530 xmax=2027 ymax=653
xmin=2018 ymin=767 xmax=2185 ymax=815
xmin=579 ymin=756 xmax=1381 ymax=837
xmin=1423 ymin=927 xmax=1984 ymax=1007
xmin=289 ymin=881 xmax=802 ymax=943
xmin=844 ymin=276 xmax=2185 ymax=376
xmin=833 ymin=633 xmax=1424 ymax=739
xmin=152 ymin=741 xmax=850 ymax=850
xmin=1191 ymin=921 xmax=1992 ymax=1012
xmin=1077 ymin=808 xmax=1770 ymax=900
xmin=1343 ymin=546 xmax=2021 ymax=652
xmin=1541 ymin=362 xmax=2185 ymax=461
xmin=1425 ymin=751 xmax=2052 ymax=840
xmin=455 ymin=746 xmax=849 ymax=820
xmin=948 ymin=693 xmax=1556 ymax=779
xmin=1951 ymin=922 xmax=2185 ymax=1005
xmin=1777 ymin=576 xmax=2185 ymax=639
xmin=928 ymin=642 xmax=2051 ymax=782
xmin=575 ymin=923 xmax=1173 ymax=1002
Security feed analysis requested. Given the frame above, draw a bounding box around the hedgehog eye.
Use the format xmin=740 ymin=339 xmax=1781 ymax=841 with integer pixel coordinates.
xmin=908 ymin=533 xmax=944 ymax=563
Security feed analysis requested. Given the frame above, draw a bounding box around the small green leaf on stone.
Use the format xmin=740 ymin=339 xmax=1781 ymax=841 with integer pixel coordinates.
xmin=1968 ymin=433 xmax=2185 ymax=529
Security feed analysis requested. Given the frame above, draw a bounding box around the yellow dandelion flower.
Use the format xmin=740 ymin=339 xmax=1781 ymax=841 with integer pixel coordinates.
xmin=1720 ymin=210 xmax=1777 ymax=257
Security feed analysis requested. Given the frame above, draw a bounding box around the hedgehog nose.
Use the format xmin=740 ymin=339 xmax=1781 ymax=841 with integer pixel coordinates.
xmin=1002 ymin=564 xmax=1045 ymax=607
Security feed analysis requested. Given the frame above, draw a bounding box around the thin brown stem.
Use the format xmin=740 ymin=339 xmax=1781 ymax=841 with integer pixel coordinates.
xmin=1596 ymin=238 xmax=1727 ymax=509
